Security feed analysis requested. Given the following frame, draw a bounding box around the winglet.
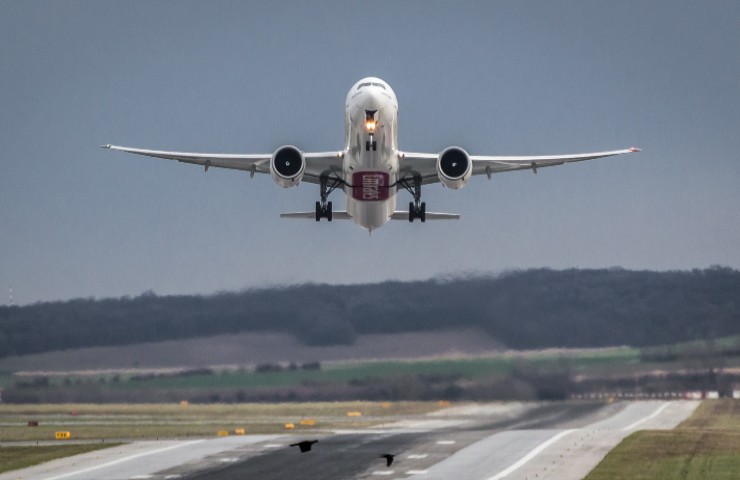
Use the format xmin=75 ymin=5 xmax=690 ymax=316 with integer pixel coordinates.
xmin=101 ymin=144 xmax=112 ymax=149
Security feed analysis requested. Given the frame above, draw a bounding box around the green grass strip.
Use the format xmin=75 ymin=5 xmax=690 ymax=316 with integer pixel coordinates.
xmin=585 ymin=400 xmax=740 ymax=480
xmin=0 ymin=444 xmax=120 ymax=474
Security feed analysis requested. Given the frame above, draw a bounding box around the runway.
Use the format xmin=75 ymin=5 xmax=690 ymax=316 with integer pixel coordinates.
xmin=0 ymin=400 xmax=699 ymax=480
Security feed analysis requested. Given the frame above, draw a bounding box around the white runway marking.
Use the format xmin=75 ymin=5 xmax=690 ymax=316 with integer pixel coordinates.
xmin=485 ymin=429 xmax=575 ymax=480
xmin=43 ymin=440 xmax=205 ymax=480
xmin=436 ymin=440 xmax=455 ymax=445
xmin=623 ymin=402 xmax=671 ymax=431
xmin=130 ymin=476 xmax=153 ymax=479
xmin=406 ymin=470 xmax=429 ymax=475
xmin=262 ymin=443 xmax=282 ymax=448
xmin=371 ymin=471 xmax=394 ymax=475
xmin=408 ymin=454 xmax=428 ymax=459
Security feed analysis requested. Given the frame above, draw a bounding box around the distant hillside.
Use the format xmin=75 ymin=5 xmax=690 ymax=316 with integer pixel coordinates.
xmin=1 ymin=267 xmax=738 ymax=359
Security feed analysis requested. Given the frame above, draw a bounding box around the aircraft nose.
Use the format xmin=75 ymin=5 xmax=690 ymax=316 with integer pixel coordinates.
xmin=359 ymin=87 xmax=384 ymax=108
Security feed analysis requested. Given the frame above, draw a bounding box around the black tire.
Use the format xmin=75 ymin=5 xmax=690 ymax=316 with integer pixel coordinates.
xmin=327 ymin=201 xmax=333 ymax=222
xmin=420 ymin=202 xmax=426 ymax=222
xmin=408 ymin=202 xmax=415 ymax=222
xmin=315 ymin=201 xmax=321 ymax=222
xmin=365 ymin=140 xmax=370 ymax=151
xmin=372 ymin=141 xmax=377 ymax=151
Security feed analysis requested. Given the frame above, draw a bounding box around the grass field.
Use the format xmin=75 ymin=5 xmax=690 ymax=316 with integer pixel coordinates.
xmin=0 ymin=401 xmax=441 ymax=442
xmin=584 ymin=400 xmax=740 ymax=480
xmin=50 ymin=348 xmax=640 ymax=391
xmin=0 ymin=444 xmax=119 ymax=475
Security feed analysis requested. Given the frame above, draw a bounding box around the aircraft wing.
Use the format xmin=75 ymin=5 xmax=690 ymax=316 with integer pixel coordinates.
xmin=101 ymin=145 xmax=344 ymax=185
xmin=399 ymin=147 xmax=640 ymax=184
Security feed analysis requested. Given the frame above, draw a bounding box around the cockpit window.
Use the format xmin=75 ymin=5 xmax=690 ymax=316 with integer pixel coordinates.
xmin=358 ymin=82 xmax=386 ymax=90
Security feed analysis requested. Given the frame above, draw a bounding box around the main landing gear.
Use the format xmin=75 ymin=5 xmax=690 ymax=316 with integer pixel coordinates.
xmin=399 ymin=176 xmax=426 ymax=222
xmin=315 ymin=201 xmax=332 ymax=222
xmin=315 ymin=175 xmax=343 ymax=222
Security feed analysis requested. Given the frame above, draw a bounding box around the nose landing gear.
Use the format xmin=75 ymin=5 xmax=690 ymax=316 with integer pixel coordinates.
xmin=365 ymin=110 xmax=378 ymax=151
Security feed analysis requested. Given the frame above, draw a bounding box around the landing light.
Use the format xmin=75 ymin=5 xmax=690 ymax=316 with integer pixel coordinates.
xmin=365 ymin=120 xmax=377 ymax=133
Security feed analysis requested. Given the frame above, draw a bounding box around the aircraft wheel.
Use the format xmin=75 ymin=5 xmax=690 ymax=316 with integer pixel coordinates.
xmin=408 ymin=202 xmax=415 ymax=222
xmin=327 ymin=201 xmax=333 ymax=222
xmin=315 ymin=201 xmax=322 ymax=222
xmin=420 ymin=202 xmax=426 ymax=222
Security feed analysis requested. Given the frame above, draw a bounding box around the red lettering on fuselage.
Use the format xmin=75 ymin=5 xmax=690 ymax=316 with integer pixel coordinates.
xmin=352 ymin=172 xmax=389 ymax=201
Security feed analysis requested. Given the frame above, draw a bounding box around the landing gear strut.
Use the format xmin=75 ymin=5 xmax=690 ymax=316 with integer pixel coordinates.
xmin=365 ymin=136 xmax=377 ymax=151
xmin=399 ymin=176 xmax=426 ymax=222
xmin=315 ymin=175 xmax=342 ymax=222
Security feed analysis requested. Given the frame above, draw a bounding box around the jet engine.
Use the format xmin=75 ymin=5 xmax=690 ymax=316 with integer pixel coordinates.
xmin=437 ymin=146 xmax=472 ymax=189
xmin=270 ymin=145 xmax=305 ymax=188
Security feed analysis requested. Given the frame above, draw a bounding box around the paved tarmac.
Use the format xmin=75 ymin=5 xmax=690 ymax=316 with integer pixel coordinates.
xmin=0 ymin=400 xmax=699 ymax=480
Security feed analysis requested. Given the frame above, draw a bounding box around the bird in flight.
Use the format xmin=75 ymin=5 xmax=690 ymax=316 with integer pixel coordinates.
xmin=379 ymin=454 xmax=395 ymax=467
xmin=290 ymin=440 xmax=319 ymax=453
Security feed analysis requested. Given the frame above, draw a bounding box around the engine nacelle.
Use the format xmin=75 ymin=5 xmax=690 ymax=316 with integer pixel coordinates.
xmin=437 ymin=146 xmax=472 ymax=189
xmin=270 ymin=145 xmax=305 ymax=188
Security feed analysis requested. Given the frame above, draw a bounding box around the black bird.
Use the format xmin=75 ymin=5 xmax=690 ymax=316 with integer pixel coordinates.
xmin=290 ymin=440 xmax=319 ymax=453
xmin=379 ymin=454 xmax=395 ymax=467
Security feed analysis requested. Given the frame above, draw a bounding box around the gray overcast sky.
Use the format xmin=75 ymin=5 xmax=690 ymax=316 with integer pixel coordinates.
xmin=1 ymin=1 xmax=739 ymax=305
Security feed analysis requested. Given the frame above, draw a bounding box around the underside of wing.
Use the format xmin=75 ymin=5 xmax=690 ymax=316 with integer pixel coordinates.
xmin=102 ymin=144 xmax=344 ymax=185
xmin=398 ymin=147 xmax=639 ymax=185
xmin=470 ymin=147 xmax=640 ymax=176
xmin=102 ymin=144 xmax=272 ymax=172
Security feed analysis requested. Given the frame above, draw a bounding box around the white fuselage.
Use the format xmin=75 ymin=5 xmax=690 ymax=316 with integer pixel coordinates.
xmin=342 ymin=77 xmax=399 ymax=230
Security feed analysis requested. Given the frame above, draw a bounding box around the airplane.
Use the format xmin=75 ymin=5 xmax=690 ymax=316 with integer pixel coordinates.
xmin=103 ymin=77 xmax=639 ymax=232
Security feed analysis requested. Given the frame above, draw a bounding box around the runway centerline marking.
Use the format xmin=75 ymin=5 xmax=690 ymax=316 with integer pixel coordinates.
xmin=436 ymin=440 xmax=455 ymax=445
xmin=44 ymin=440 xmax=205 ymax=480
xmin=485 ymin=429 xmax=575 ymax=480
xmin=623 ymin=402 xmax=671 ymax=431
xmin=406 ymin=470 xmax=429 ymax=474
xmin=408 ymin=454 xmax=428 ymax=459
xmin=371 ymin=471 xmax=394 ymax=475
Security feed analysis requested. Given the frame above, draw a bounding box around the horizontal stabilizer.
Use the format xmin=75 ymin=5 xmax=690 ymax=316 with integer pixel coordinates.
xmin=390 ymin=211 xmax=460 ymax=220
xmin=280 ymin=211 xmax=459 ymax=221
xmin=280 ymin=211 xmax=352 ymax=219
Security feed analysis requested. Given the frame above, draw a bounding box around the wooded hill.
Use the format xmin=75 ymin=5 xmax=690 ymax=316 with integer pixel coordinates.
xmin=1 ymin=267 xmax=738 ymax=359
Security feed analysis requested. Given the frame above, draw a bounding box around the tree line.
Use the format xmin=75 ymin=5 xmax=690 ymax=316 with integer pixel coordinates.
xmin=1 ymin=267 xmax=738 ymax=359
